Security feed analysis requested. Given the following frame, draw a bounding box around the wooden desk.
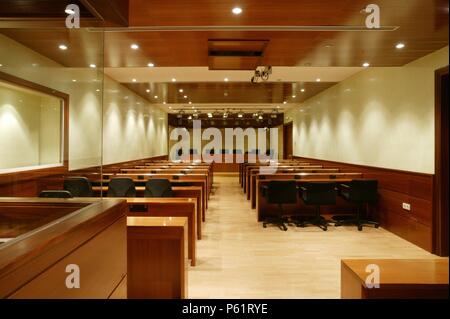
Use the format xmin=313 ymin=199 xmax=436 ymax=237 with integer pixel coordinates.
xmin=243 ymin=162 xmax=314 ymax=192
xmin=341 ymin=259 xmax=449 ymax=299
xmin=92 ymin=185 xmax=205 ymax=226
xmin=256 ymin=178 xmax=360 ymax=221
xmin=249 ymin=169 xmax=339 ymax=207
xmin=0 ymin=198 xmax=127 ymax=299
xmin=125 ymin=198 xmax=197 ymax=266
xmin=127 ymin=216 xmax=188 ymax=299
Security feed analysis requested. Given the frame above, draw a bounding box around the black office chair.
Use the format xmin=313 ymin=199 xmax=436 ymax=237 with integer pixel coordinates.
xmin=297 ymin=182 xmax=336 ymax=231
xmin=144 ymin=179 xmax=173 ymax=197
xmin=63 ymin=177 xmax=93 ymax=197
xmin=38 ymin=190 xmax=73 ymax=198
xmin=262 ymin=180 xmax=298 ymax=231
xmin=334 ymin=179 xmax=380 ymax=231
xmin=107 ymin=178 xmax=136 ymax=197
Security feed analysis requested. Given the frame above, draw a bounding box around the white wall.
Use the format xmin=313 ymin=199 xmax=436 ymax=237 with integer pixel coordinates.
xmin=0 ymin=33 xmax=168 ymax=170
xmin=0 ymin=82 xmax=62 ymax=170
xmin=102 ymin=77 xmax=167 ymax=165
xmin=286 ymin=46 xmax=449 ymax=174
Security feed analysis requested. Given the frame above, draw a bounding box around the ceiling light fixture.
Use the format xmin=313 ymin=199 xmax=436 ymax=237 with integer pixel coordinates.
xmin=146 ymin=89 xmax=150 ymax=93
xmin=132 ymin=78 xmax=137 ymax=82
xmin=184 ymin=95 xmax=188 ymax=99
xmin=395 ymin=42 xmax=405 ymax=49
xmin=301 ymin=88 xmax=305 ymax=92
xmin=172 ymin=78 xmax=177 ymax=82
xmin=147 ymin=62 xmax=155 ymax=67
xmin=154 ymin=95 xmax=158 ymax=99
xmin=179 ymin=89 xmax=184 ymax=93
xmin=283 ymin=101 xmax=287 ymax=104
xmin=316 ymin=78 xmax=321 ymax=82
xmin=58 ymin=44 xmax=68 ymax=50
xmin=130 ymin=44 xmax=139 ymax=50
xmin=362 ymin=62 xmax=370 ymax=67
xmin=224 ymin=78 xmax=229 ymax=82
xmin=232 ymin=7 xmax=243 ymax=15
xmin=292 ymin=95 xmax=296 ymax=98
xmin=72 ymin=79 xmax=77 ymax=82
xmin=89 ymin=63 xmax=96 ymax=68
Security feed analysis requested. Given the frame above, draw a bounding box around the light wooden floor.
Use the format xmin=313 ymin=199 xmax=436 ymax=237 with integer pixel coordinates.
xmin=188 ymin=176 xmax=436 ymax=299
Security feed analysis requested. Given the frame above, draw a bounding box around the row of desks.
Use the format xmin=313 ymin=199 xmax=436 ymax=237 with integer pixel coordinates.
xmin=239 ymin=162 xmax=364 ymax=221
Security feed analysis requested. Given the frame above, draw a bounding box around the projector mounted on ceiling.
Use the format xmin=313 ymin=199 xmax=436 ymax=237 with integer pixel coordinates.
xmin=251 ymin=66 xmax=272 ymax=83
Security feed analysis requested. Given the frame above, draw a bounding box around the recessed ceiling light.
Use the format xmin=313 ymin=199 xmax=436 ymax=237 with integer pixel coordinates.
xmin=316 ymin=78 xmax=321 ymax=82
xmin=224 ymin=78 xmax=229 ymax=82
xmin=65 ymin=8 xmax=75 ymax=15
xmin=362 ymin=62 xmax=370 ymax=67
xmin=191 ymin=106 xmax=195 ymax=109
xmin=172 ymin=78 xmax=177 ymax=82
xmin=147 ymin=62 xmax=155 ymax=67
xmin=276 ymin=106 xmax=280 ymax=109
xmin=72 ymin=79 xmax=77 ymax=82
xmin=154 ymin=95 xmax=158 ymax=99
xmin=163 ymin=102 xmax=167 ymax=104
xmin=283 ymin=101 xmax=287 ymax=104
xmin=89 ymin=63 xmax=96 ymax=68
xmin=184 ymin=95 xmax=188 ymax=99
xmin=132 ymin=78 xmax=137 ymax=82
xmin=292 ymin=95 xmax=296 ymax=98
xmin=208 ymin=113 xmax=213 ymax=118
xmin=0 ymin=64 xmax=3 ymax=67
xmin=232 ymin=7 xmax=243 ymax=15
xmin=146 ymin=89 xmax=150 ymax=93
xmin=130 ymin=44 xmax=139 ymax=50
xmin=301 ymin=88 xmax=305 ymax=92
xmin=179 ymin=89 xmax=184 ymax=93
xmin=169 ymin=106 xmax=172 ymax=109
xmin=96 ymin=89 xmax=100 ymax=92
xmin=59 ymin=44 xmax=68 ymax=50
xmin=395 ymin=42 xmax=405 ymax=49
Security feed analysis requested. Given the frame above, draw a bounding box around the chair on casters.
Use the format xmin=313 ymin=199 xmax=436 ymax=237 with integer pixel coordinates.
xmin=262 ymin=180 xmax=298 ymax=231
xmin=38 ymin=190 xmax=73 ymax=198
xmin=297 ymin=182 xmax=336 ymax=231
xmin=107 ymin=178 xmax=136 ymax=197
xmin=334 ymin=179 xmax=380 ymax=231
xmin=64 ymin=177 xmax=93 ymax=197
xmin=144 ymin=179 xmax=173 ymax=197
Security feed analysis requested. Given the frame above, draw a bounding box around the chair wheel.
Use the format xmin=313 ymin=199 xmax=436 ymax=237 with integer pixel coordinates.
xmin=263 ymin=224 xmax=267 ymax=228
xmin=375 ymin=224 xmax=380 ymax=229
xmin=358 ymin=225 xmax=363 ymax=231
xmin=283 ymin=227 xmax=288 ymax=231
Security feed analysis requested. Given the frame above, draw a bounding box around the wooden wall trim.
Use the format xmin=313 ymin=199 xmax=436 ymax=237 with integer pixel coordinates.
xmin=293 ymin=156 xmax=434 ymax=252
xmin=433 ymin=65 xmax=449 ymax=256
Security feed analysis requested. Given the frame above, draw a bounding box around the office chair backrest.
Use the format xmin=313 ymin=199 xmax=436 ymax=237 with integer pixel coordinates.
xmin=266 ymin=180 xmax=298 ymax=204
xmin=302 ymin=182 xmax=336 ymax=205
xmin=349 ymin=179 xmax=378 ymax=203
xmin=144 ymin=179 xmax=173 ymax=197
xmin=39 ymin=190 xmax=73 ymax=198
xmin=64 ymin=177 xmax=93 ymax=197
xmin=108 ymin=178 xmax=136 ymax=197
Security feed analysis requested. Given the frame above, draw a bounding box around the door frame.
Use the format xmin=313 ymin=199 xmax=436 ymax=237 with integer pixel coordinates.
xmin=283 ymin=122 xmax=293 ymax=159
xmin=433 ymin=65 xmax=449 ymax=256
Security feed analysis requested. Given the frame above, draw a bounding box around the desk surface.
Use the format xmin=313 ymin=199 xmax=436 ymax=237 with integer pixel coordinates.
xmin=127 ymin=216 xmax=187 ymax=227
xmin=342 ymin=259 xmax=449 ymax=286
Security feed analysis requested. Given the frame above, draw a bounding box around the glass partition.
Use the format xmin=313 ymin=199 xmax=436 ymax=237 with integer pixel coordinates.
xmin=0 ymin=28 xmax=104 ymax=197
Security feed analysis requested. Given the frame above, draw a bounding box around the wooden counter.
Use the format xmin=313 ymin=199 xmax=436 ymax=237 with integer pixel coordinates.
xmin=125 ymin=197 xmax=197 ymax=266
xmin=127 ymin=216 xmax=188 ymax=299
xmin=341 ymin=259 xmax=449 ymax=299
xmin=0 ymin=198 xmax=127 ymax=299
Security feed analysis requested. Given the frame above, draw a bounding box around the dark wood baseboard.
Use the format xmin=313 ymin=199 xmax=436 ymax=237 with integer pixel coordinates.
xmin=293 ymin=156 xmax=434 ymax=252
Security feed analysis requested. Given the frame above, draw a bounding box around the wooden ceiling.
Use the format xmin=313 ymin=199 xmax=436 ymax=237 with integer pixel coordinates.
xmin=0 ymin=0 xmax=447 ymax=68
xmin=122 ymin=81 xmax=336 ymax=104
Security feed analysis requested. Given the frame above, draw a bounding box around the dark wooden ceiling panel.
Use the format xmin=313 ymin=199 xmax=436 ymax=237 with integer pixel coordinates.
xmin=122 ymin=81 xmax=336 ymax=104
